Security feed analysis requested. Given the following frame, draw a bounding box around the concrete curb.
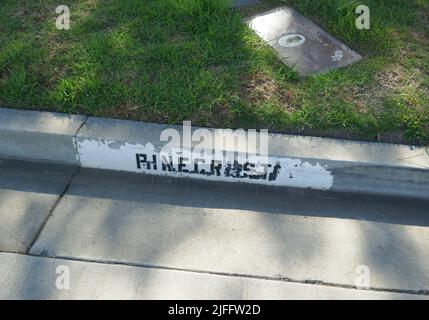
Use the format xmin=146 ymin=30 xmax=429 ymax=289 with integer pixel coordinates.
xmin=1 ymin=107 xmax=428 ymax=199
xmin=0 ymin=108 xmax=86 ymax=165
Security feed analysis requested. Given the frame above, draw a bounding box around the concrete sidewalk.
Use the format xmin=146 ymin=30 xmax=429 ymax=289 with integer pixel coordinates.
xmin=0 ymin=159 xmax=428 ymax=299
xmin=28 ymin=168 xmax=429 ymax=294
xmin=0 ymin=253 xmax=425 ymax=300
xmin=1 ymin=105 xmax=428 ymax=299
xmin=0 ymin=159 xmax=77 ymax=253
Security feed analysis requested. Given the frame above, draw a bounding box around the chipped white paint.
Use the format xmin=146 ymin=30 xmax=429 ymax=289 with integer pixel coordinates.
xmin=77 ymin=138 xmax=334 ymax=190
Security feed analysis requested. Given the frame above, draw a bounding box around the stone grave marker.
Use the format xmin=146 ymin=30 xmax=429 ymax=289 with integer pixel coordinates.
xmin=246 ymin=7 xmax=362 ymax=75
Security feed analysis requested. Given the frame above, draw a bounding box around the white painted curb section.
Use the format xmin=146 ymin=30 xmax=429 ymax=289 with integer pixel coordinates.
xmin=73 ymin=117 xmax=429 ymax=197
xmin=77 ymin=139 xmax=334 ymax=190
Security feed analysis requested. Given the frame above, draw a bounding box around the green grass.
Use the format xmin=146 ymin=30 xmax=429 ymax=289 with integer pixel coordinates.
xmin=0 ymin=0 xmax=428 ymax=145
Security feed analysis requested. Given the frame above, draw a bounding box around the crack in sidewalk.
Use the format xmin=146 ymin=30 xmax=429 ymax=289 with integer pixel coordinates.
xmin=26 ymin=167 xmax=81 ymax=253
xmin=28 ymin=253 xmax=429 ymax=297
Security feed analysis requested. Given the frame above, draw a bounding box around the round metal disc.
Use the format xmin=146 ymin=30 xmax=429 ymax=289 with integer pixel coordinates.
xmin=277 ymin=34 xmax=306 ymax=48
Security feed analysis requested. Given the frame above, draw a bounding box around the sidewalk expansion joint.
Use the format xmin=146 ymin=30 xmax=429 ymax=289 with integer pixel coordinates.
xmin=28 ymin=253 xmax=429 ymax=297
xmin=72 ymin=115 xmax=88 ymax=165
xmin=26 ymin=167 xmax=81 ymax=254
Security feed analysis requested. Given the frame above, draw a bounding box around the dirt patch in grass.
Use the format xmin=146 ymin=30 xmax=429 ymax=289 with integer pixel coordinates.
xmin=192 ymin=103 xmax=233 ymax=127
xmin=375 ymin=66 xmax=411 ymax=91
xmin=243 ymin=72 xmax=296 ymax=110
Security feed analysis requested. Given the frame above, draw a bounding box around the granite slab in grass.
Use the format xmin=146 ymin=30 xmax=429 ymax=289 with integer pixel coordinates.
xmin=246 ymin=7 xmax=362 ymax=75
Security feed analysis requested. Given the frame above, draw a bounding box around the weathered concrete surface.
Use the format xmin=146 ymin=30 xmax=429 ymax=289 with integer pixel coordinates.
xmin=0 ymin=253 xmax=425 ymax=300
xmin=1 ymin=106 xmax=428 ymax=197
xmin=76 ymin=116 xmax=429 ymax=198
xmin=0 ymin=159 xmax=77 ymax=253
xmin=267 ymin=134 xmax=429 ymax=169
xmin=79 ymin=117 xmax=429 ymax=169
xmin=246 ymin=7 xmax=362 ymax=75
xmin=0 ymin=108 xmax=85 ymax=164
xmin=76 ymin=117 xmax=170 ymax=147
xmin=30 ymin=168 xmax=429 ymax=293
xmin=331 ymin=165 xmax=429 ymax=199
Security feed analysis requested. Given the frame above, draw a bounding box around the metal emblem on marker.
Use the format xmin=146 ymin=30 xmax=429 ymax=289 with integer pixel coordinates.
xmin=277 ymin=34 xmax=306 ymax=48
